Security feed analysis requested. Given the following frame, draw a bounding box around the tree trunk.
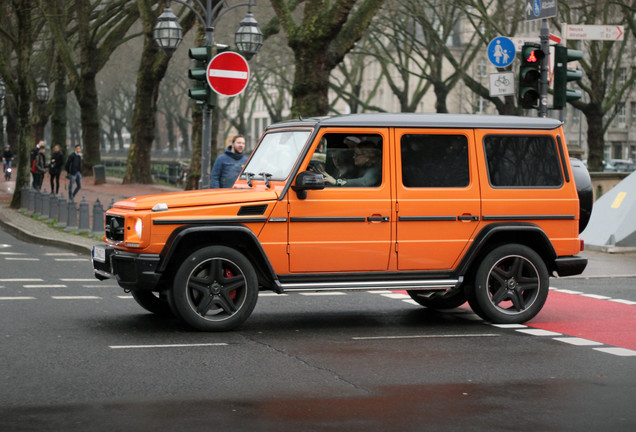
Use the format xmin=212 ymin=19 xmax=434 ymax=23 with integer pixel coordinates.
xmin=51 ymin=54 xmax=68 ymax=154
xmin=10 ymin=1 xmax=33 ymax=208
xmin=584 ymin=106 xmax=605 ymax=172
xmin=291 ymin=45 xmax=331 ymax=116
xmin=75 ymin=75 xmax=101 ymax=177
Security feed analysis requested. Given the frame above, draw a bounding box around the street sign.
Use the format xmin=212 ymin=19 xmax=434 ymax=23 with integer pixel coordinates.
xmin=206 ymin=51 xmax=250 ymax=97
xmin=488 ymin=37 xmax=516 ymax=68
xmin=489 ymin=72 xmax=515 ymax=97
xmin=525 ymin=0 xmax=557 ymax=21
xmin=563 ymin=24 xmax=624 ymax=41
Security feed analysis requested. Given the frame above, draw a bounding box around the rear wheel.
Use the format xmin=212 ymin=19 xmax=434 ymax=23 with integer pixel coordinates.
xmin=170 ymin=246 xmax=258 ymax=331
xmin=470 ymin=244 xmax=549 ymax=324
xmin=407 ymin=289 xmax=467 ymax=309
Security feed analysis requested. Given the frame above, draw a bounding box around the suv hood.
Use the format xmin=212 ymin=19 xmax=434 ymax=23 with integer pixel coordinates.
xmin=113 ymin=188 xmax=280 ymax=211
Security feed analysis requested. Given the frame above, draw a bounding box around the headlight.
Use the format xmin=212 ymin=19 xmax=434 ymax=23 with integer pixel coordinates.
xmin=135 ymin=218 xmax=143 ymax=238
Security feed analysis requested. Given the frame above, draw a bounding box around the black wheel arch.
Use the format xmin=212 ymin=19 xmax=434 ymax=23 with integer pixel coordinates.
xmin=457 ymin=223 xmax=558 ymax=285
xmin=157 ymin=224 xmax=281 ymax=293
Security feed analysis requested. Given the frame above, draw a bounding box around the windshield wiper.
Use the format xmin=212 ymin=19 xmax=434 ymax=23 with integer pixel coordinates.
xmin=259 ymin=172 xmax=272 ymax=188
xmin=244 ymin=172 xmax=255 ymax=187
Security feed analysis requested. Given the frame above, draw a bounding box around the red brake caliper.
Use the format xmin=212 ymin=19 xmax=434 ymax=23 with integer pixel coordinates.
xmin=225 ymin=268 xmax=237 ymax=300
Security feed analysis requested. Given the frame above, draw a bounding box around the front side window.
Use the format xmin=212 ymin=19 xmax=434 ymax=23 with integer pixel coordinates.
xmin=401 ymin=134 xmax=469 ymax=188
xmin=242 ymin=130 xmax=311 ymax=181
xmin=484 ymin=135 xmax=563 ymax=187
xmin=309 ymin=133 xmax=383 ymax=187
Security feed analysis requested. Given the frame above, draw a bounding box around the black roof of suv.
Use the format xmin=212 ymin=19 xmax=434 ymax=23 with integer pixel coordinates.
xmin=268 ymin=113 xmax=563 ymax=131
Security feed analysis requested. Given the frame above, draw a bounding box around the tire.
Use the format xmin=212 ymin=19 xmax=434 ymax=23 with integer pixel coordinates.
xmin=170 ymin=246 xmax=258 ymax=331
xmin=407 ymin=289 xmax=467 ymax=309
xmin=570 ymin=158 xmax=593 ymax=233
xmin=470 ymin=244 xmax=549 ymax=324
xmin=131 ymin=290 xmax=173 ymax=317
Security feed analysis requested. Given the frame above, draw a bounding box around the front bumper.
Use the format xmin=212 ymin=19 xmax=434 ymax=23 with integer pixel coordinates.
xmin=92 ymin=245 xmax=162 ymax=291
xmin=554 ymin=255 xmax=588 ymax=277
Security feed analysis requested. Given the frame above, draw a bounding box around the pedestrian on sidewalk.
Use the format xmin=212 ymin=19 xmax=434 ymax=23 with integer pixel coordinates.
xmin=65 ymin=144 xmax=82 ymax=200
xmin=30 ymin=141 xmax=42 ymax=189
xmin=210 ymin=135 xmax=247 ymax=188
xmin=2 ymin=144 xmax=14 ymax=175
xmin=33 ymin=144 xmax=48 ymax=191
xmin=49 ymin=144 xmax=65 ymax=195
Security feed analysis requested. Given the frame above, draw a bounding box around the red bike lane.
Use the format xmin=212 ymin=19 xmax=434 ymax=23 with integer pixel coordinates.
xmin=528 ymin=290 xmax=636 ymax=351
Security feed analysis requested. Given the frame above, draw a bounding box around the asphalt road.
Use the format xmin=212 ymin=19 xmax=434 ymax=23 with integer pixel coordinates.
xmin=1 ymin=227 xmax=635 ymax=432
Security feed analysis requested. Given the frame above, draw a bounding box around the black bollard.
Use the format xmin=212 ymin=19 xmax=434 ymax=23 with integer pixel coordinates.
xmin=56 ymin=196 xmax=68 ymax=228
xmin=92 ymin=198 xmax=105 ymax=236
xmin=78 ymin=196 xmax=90 ymax=234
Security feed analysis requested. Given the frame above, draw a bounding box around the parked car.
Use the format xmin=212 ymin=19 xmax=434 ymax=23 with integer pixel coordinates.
xmin=604 ymin=159 xmax=636 ymax=172
xmin=93 ymin=114 xmax=592 ymax=331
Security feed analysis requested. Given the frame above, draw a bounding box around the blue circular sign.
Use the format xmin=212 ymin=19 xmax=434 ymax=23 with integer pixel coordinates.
xmin=487 ymin=37 xmax=516 ymax=68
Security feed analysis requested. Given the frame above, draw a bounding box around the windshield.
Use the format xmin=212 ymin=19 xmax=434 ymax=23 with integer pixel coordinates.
xmin=242 ymin=130 xmax=312 ymax=181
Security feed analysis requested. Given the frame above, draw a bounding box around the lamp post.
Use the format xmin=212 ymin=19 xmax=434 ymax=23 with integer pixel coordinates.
xmin=0 ymin=79 xmax=5 ymax=148
xmin=36 ymin=81 xmax=49 ymax=103
xmin=153 ymin=0 xmax=263 ymax=189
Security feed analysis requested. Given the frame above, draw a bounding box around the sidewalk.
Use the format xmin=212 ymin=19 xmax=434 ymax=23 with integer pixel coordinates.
xmin=0 ymin=175 xmax=179 ymax=255
xmin=1 ymin=174 xmax=636 ymax=277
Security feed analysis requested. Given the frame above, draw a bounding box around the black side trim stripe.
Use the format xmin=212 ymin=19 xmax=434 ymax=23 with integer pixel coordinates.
xmin=290 ymin=217 xmax=367 ymax=222
xmin=399 ymin=216 xmax=457 ymax=222
xmin=482 ymin=215 xmax=575 ymax=221
xmin=154 ymin=217 xmax=268 ymax=225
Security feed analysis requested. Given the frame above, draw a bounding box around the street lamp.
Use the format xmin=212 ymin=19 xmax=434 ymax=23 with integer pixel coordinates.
xmin=153 ymin=0 xmax=263 ymax=189
xmin=153 ymin=6 xmax=183 ymax=57
xmin=36 ymin=81 xmax=49 ymax=103
xmin=235 ymin=11 xmax=263 ymax=60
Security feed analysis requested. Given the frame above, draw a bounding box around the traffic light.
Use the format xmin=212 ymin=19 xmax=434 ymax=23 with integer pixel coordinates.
xmin=518 ymin=42 xmax=545 ymax=109
xmin=553 ymin=45 xmax=583 ymax=110
xmin=188 ymin=45 xmax=212 ymax=105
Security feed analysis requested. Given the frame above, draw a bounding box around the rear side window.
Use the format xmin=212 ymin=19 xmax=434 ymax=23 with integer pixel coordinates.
xmin=484 ymin=135 xmax=563 ymax=187
xmin=401 ymin=134 xmax=469 ymax=188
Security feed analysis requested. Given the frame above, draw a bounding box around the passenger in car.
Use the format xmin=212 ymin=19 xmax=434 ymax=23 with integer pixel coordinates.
xmin=324 ymin=141 xmax=381 ymax=187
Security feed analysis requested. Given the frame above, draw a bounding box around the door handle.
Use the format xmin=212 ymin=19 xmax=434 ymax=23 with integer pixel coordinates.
xmin=458 ymin=214 xmax=479 ymax=221
xmin=367 ymin=216 xmax=390 ymax=222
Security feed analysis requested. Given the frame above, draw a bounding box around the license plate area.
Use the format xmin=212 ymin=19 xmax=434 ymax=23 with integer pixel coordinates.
xmin=93 ymin=245 xmax=106 ymax=263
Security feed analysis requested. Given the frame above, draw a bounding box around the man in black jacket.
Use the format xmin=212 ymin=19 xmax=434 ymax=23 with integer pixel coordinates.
xmin=65 ymin=144 xmax=82 ymax=200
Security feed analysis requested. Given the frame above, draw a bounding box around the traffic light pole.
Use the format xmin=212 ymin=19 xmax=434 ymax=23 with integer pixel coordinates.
xmin=538 ymin=19 xmax=550 ymax=118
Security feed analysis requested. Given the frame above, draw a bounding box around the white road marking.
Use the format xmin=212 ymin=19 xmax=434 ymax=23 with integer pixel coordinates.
xmin=593 ymin=347 xmax=636 ymax=357
xmin=54 ymin=258 xmax=89 ymax=262
xmin=353 ymin=333 xmax=499 ymax=341
xmin=52 ymin=296 xmax=101 ymax=300
xmin=45 ymin=253 xmax=77 ymax=256
xmin=516 ymin=329 xmax=562 ymax=337
xmin=5 ymin=257 xmax=39 ymax=261
xmin=24 ymin=284 xmax=67 ymax=288
xmin=299 ymin=292 xmax=346 ymax=296
xmin=109 ymin=343 xmax=228 ymax=350
xmin=0 ymin=278 xmax=43 ymax=282
xmin=0 ymin=296 xmax=36 ymax=300
xmin=552 ymin=337 xmax=603 ymax=346
xmin=61 ymin=278 xmax=97 ymax=282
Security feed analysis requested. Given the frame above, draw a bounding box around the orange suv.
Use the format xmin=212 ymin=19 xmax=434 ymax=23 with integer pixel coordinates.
xmin=92 ymin=114 xmax=592 ymax=331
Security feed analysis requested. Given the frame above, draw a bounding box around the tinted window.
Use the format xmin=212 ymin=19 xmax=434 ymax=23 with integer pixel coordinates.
xmin=484 ymin=135 xmax=563 ymax=187
xmin=401 ymin=134 xmax=469 ymax=188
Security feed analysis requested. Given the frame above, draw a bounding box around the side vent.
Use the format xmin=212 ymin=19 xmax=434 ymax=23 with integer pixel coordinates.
xmin=237 ymin=204 xmax=268 ymax=216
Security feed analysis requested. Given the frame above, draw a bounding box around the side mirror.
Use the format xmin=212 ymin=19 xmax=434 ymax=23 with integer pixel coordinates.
xmin=291 ymin=170 xmax=325 ymax=199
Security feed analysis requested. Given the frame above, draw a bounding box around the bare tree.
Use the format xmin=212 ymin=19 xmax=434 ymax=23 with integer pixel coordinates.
xmin=269 ymin=0 xmax=386 ymax=117
xmin=558 ymin=0 xmax=636 ymax=171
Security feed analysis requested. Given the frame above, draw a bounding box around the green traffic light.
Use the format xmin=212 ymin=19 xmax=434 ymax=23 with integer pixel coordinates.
xmin=553 ymin=45 xmax=583 ymax=109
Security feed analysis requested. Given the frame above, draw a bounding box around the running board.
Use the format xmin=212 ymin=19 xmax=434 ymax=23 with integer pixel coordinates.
xmin=279 ymin=278 xmax=461 ymax=293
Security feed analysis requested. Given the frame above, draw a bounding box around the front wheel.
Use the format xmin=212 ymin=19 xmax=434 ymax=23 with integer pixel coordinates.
xmin=131 ymin=290 xmax=173 ymax=317
xmin=470 ymin=244 xmax=549 ymax=324
xmin=170 ymin=246 xmax=258 ymax=331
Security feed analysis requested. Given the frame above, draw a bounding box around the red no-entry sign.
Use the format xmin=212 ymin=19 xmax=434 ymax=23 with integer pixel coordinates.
xmin=206 ymin=52 xmax=250 ymax=97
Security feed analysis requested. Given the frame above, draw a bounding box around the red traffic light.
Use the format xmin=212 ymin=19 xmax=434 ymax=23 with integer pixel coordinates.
xmin=526 ymin=50 xmax=538 ymax=62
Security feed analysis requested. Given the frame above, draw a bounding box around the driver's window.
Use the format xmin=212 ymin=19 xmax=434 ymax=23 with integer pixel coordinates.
xmin=308 ymin=133 xmax=383 ymax=188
